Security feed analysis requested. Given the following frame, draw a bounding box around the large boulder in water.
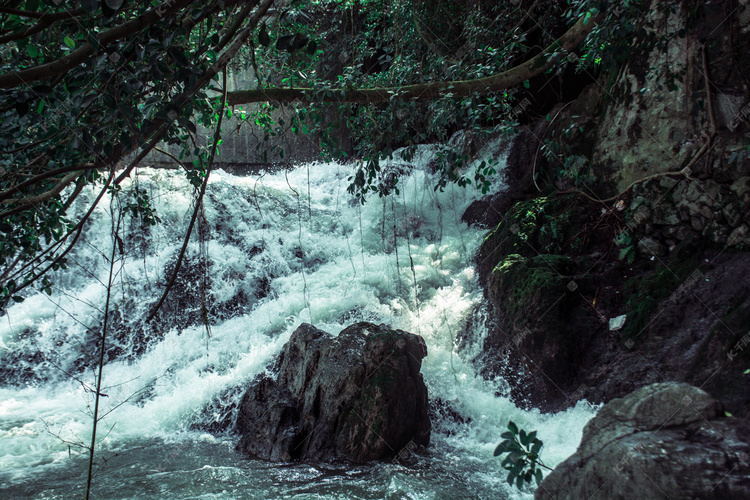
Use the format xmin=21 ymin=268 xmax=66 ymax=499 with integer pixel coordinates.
xmin=235 ymin=322 xmax=430 ymax=462
xmin=536 ymin=382 xmax=750 ymax=500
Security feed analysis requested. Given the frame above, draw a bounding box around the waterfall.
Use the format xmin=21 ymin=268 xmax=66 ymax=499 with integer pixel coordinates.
xmin=0 ymin=144 xmax=596 ymax=499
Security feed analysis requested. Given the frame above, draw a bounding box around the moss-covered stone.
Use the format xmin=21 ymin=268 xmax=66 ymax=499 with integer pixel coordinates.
xmin=478 ymin=194 xmax=590 ymax=281
xmin=490 ymin=254 xmax=576 ymax=335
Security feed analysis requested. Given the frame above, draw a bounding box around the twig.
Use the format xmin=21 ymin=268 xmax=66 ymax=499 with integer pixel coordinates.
xmin=85 ymin=198 xmax=122 ymax=500
xmin=145 ymin=69 xmax=229 ymax=323
xmin=154 ymin=147 xmax=190 ymax=172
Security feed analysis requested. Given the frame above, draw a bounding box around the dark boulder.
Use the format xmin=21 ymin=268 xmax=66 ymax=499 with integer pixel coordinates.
xmin=537 ymin=383 xmax=750 ymax=500
xmin=235 ymin=322 xmax=430 ymax=463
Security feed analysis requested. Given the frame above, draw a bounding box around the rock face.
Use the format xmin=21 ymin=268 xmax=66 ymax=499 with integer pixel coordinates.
xmin=536 ymin=383 xmax=750 ymax=500
xmin=235 ymin=322 xmax=430 ymax=462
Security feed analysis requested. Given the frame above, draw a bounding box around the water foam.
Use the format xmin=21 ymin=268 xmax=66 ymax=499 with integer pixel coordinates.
xmin=0 ymin=143 xmax=596 ymax=498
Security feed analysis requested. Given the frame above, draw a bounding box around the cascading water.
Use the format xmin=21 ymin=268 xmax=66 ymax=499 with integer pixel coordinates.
xmin=0 ymin=143 xmax=596 ymax=499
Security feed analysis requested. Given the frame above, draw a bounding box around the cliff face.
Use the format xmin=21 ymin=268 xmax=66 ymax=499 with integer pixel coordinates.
xmin=470 ymin=0 xmax=750 ymax=416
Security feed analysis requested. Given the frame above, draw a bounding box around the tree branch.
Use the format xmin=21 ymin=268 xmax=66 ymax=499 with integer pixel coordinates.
xmin=0 ymin=0 xmax=193 ymax=89
xmin=227 ymin=11 xmax=603 ymax=105
xmin=0 ymin=7 xmax=86 ymax=43
xmin=0 ymin=6 xmax=81 ymax=19
xmin=145 ymin=70 xmax=230 ymax=323
xmin=0 ymin=171 xmax=79 ymax=213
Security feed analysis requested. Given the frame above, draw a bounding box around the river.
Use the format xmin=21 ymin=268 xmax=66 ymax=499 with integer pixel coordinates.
xmin=0 ymin=144 xmax=595 ymax=499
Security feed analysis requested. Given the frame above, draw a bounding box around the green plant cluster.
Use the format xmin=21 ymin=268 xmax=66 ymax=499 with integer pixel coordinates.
xmin=494 ymin=420 xmax=546 ymax=490
xmin=243 ymin=0 xmax=649 ymax=199
xmin=621 ymin=241 xmax=706 ymax=342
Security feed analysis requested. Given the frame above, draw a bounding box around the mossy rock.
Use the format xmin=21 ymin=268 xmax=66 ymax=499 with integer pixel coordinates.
xmin=489 ymin=253 xmax=577 ymax=337
xmin=485 ymin=253 xmax=598 ymax=408
xmin=478 ymin=194 xmax=589 ymax=281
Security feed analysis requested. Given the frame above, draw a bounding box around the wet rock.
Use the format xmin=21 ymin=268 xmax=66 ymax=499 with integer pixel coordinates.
xmin=481 ymin=253 xmax=597 ymax=410
xmin=462 ymin=191 xmax=523 ymax=229
xmin=650 ymin=205 xmax=680 ymax=226
xmin=235 ymin=322 xmax=430 ymax=463
xmin=704 ymin=220 xmax=730 ymax=244
xmin=631 ymin=203 xmax=651 ymax=228
xmin=536 ymin=383 xmax=750 ymax=500
xmin=663 ymin=225 xmax=695 ymax=241
xmin=731 ymin=177 xmax=750 ymax=203
xmin=691 ymin=215 xmax=706 ymax=231
xmin=659 ymin=176 xmax=679 ymax=189
xmin=637 ymin=236 xmax=667 ymax=256
xmin=728 ymin=224 xmax=750 ymax=246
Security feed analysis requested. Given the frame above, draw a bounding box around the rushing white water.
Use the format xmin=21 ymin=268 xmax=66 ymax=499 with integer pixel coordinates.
xmin=0 ymin=144 xmax=596 ymax=499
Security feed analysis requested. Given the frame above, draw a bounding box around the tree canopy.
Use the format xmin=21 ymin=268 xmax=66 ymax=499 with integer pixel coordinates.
xmin=0 ymin=0 xmax=630 ymax=308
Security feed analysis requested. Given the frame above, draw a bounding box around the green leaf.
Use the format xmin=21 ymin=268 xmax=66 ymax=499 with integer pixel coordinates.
xmin=105 ymin=0 xmax=125 ymax=11
xmin=523 ymin=80 xmax=530 ymax=89
xmin=493 ymin=439 xmax=513 ymax=456
xmin=276 ymin=35 xmax=295 ymax=51
xmin=26 ymin=44 xmax=39 ymax=58
xmin=507 ymin=421 xmax=518 ymax=435
xmin=535 ymin=468 xmax=544 ymax=485
xmin=618 ymin=245 xmax=633 ymax=261
xmin=11 ymin=296 xmax=24 ymax=303
xmin=531 ymin=440 xmax=542 ymax=455
xmin=500 ymin=431 xmax=514 ymax=440
xmin=525 ymin=431 xmax=537 ymax=446
xmin=64 ymin=36 xmax=76 ymax=49
xmin=168 ymin=47 xmax=190 ymax=67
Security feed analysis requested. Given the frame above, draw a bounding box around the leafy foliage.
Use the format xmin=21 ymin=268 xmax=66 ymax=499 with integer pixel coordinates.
xmin=0 ymin=0 xmax=272 ymax=307
xmin=615 ymin=231 xmax=636 ymax=265
xmin=0 ymin=0 xmax=644 ymax=307
xmin=494 ymin=420 xmax=547 ymax=490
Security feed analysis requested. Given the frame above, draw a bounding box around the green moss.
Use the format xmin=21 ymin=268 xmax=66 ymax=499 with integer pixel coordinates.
xmin=481 ymin=195 xmax=586 ymax=266
xmin=491 ymin=254 xmax=575 ymax=334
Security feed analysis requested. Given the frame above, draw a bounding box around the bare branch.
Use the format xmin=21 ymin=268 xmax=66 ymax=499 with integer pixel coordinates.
xmin=0 ymin=171 xmax=79 ymax=211
xmin=145 ymin=68 xmax=230 ymax=323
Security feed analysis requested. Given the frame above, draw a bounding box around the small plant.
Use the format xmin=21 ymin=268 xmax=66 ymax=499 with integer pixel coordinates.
xmin=494 ymin=420 xmax=550 ymax=490
xmin=615 ymin=231 xmax=636 ymax=264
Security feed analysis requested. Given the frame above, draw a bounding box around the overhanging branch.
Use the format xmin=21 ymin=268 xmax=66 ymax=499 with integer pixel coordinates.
xmin=0 ymin=0 xmax=193 ymax=89
xmin=227 ymin=11 xmax=603 ymax=106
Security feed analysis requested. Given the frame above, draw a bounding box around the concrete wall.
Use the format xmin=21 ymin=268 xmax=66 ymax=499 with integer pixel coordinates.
xmin=138 ymin=68 xmax=350 ymax=174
